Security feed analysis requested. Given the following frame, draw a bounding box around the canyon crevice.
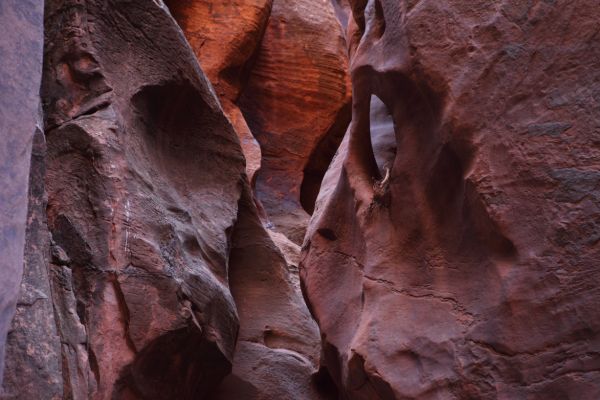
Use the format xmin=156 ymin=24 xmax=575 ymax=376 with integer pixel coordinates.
xmin=1 ymin=0 xmax=600 ymax=399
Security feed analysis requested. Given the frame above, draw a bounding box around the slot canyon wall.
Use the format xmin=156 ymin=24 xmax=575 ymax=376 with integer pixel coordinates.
xmin=0 ymin=0 xmax=599 ymax=400
xmin=1 ymin=0 xmax=348 ymax=399
xmin=301 ymin=0 xmax=600 ymax=399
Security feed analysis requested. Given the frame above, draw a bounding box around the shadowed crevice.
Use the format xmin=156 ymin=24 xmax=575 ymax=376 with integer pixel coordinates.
xmin=301 ymin=102 xmax=352 ymax=215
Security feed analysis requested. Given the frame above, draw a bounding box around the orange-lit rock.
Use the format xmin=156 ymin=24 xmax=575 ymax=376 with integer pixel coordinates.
xmin=169 ymin=0 xmax=352 ymax=243
xmin=240 ymin=0 xmax=352 ymax=243
xmin=4 ymin=0 xmax=599 ymax=399
xmin=166 ymin=2 xmax=345 ymax=398
xmin=166 ymin=0 xmax=271 ymax=184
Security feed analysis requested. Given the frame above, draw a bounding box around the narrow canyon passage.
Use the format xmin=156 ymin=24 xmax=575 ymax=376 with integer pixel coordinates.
xmin=1 ymin=0 xmax=600 ymax=400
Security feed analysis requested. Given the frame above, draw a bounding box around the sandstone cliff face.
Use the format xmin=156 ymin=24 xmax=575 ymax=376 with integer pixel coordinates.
xmin=165 ymin=0 xmax=272 ymax=184
xmin=1 ymin=0 xmax=345 ymax=399
xmin=237 ymin=0 xmax=351 ymax=244
xmin=301 ymin=0 xmax=600 ymax=399
xmin=2 ymin=0 xmax=600 ymax=399
xmin=30 ymin=1 xmax=246 ymax=398
xmin=168 ymin=0 xmax=352 ymax=244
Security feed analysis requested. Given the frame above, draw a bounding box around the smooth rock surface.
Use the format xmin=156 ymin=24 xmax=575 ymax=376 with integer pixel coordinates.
xmin=1 ymin=132 xmax=63 ymax=399
xmin=213 ymin=185 xmax=324 ymax=399
xmin=239 ymin=0 xmax=352 ymax=243
xmin=3 ymin=0 xmax=599 ymax=399
xmin=165 ymin=2 xmax=339 ymax=398
xmin=0 ymin=0 xmax=45 ymax=389
xmin=2 ymin=0 xmax=334 ymax=398
xmin=301 ymin=0 xmax=600 ymax=398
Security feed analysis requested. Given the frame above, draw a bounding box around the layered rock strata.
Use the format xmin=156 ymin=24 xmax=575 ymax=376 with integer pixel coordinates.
xmin=168 ymin=0 xmax=352 ymax=244
xmin=239 ymin=0 xmax=351 ymax=243
xmin=3 ymin=0 xmax=599 ymax=399
xmin=165 ymin=0 xmax=272 ymax=184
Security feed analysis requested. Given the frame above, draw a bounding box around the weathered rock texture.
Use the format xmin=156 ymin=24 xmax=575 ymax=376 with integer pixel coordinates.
xmin=2 ymin=0 xmax=332 ymax=398
xmin=212 ymin=186 xmax=323 ymax=399
xmin=2 ymin=132 xmax=63 ymax=399
xmin=240 ymin=0 xmax=351 ymax=243
xmin=0 ymin=0 xmax=45 ymax=389
xmin=39 ymin=0 xmax=245 ymax=397
xmin=165 ymin=0 xmax=272 ymax=183
xmin=168 ymin=0 xmax=352 ymax=244
xmin=301 ymin=0 xmax=600 ymax=398
xmin=165 ymin=1 xmax=349 ymax=397
xmin=4 ymin=0 xmax=600 ymax=399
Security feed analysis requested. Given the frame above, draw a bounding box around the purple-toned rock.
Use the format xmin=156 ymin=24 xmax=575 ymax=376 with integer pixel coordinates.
xmin=0 ymin=0 xmax=44 ymax=390
xmin=38 ymin=0 xmax=245 ymax=397
xmin=301 ymin=0 xmax=600 ymax=398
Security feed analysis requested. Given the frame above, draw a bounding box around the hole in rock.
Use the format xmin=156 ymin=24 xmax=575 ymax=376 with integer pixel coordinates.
xmin=369 ymin=94 xmax=397 ymax=177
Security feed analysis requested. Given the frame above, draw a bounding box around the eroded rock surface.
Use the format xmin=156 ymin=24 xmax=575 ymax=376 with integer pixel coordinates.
xmin=2 ymin=0 xmax=332 ymax=398
xmin=238 ymin=0 xmax=352 ymax=243
xmin=2 ymin=132 xmax=62 ymax=399
xmin=301 ymin=0 xmax=600 ymax=398
xmin=167 ymin=0 xmax=352 ymax=246
xmin=30 ymin=0 xmax=244 ymax=398
xmin=4 ymin=0 xmax=599 ymax=399
xmin=165 ymin=0 xmax=272 ymax=184
xmin=212 ymin=185 xmax=324 ymax=399
xmin=166 ymin=2 xmax=343 ymax=396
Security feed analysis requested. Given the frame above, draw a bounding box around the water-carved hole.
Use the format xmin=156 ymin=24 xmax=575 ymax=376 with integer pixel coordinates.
xmin=369 ymin=94 xmax=397 ymax=178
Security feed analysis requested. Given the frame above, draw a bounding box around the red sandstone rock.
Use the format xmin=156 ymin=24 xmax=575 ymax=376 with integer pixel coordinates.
xmin=166 ymin=0 xmax=271 ymax=184
xmin=169 ymin=0 xmax=352 ymax=244
xmin=3 ymin=0 xmax=333 ymax=398
xmin=0 ymin=0 xmax=44 ymax=391
xmin=165 ymin=2 xmax=336 ymax=398
xmin=239 ymin=0 xmax=352 ymax=243
xmin=39 ymin=0 xmax=245 ymax=398
xmin=212 ymin=185 xmax=324 ymax=399
xmin=5 ymin=0 xmax=599 ymax=399
xmin=301 ymin=0 xmax=600 ymax=398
